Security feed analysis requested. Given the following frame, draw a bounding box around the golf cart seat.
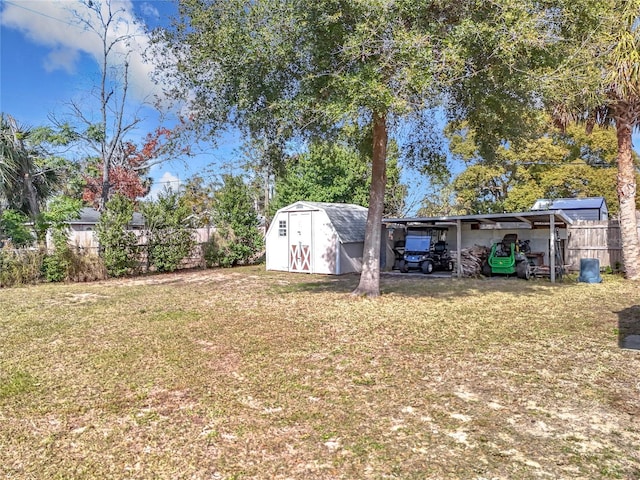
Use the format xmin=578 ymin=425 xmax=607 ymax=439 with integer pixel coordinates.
xmin=433 ymin=241 xmax=447 ymax=254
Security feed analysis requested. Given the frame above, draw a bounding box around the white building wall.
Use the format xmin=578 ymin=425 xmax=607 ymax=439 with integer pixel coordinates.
xmin=265 ymin=211 xmax=290 ymax=271
xmin=307 ymin=211 xmax=333 ymax=274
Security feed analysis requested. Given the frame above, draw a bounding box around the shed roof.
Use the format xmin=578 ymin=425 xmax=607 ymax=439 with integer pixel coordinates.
xmin=531 ymin=197 xmax=606 ymax=211
xmin=282 ymin=201 xmax=368 ymax=244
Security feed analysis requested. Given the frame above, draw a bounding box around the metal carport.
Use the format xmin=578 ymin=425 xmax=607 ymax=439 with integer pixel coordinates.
xmin=383 ymin=210 xmax=574 ymax=283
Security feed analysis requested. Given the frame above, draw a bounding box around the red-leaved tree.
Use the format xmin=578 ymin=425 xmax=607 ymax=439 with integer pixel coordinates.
xmin=82 ymin=127 xmax=174 ymax=207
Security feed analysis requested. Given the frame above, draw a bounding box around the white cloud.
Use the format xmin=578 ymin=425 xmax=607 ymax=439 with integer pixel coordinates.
xmin=140 ymin=2 xmax=159 ymax=20
xmin=147 ymin=171 xmax=182 ymax=200
xmin=1 ymin=0 xmax=161 ymax=103
xmin=44 ymin=47 xmax=80 ymax=74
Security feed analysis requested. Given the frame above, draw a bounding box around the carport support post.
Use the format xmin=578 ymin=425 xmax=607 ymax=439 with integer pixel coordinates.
xmin=549 ymin=214 xmax=556 ymax=283
xmin=456 ymin=219 xmax=462 ymax=278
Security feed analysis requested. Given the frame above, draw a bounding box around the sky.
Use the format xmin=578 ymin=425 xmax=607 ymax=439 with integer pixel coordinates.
xmin=0 ymin=0 xmax=241 ymax=200
xmin=1 ymin=0 xmax=639 ymax=213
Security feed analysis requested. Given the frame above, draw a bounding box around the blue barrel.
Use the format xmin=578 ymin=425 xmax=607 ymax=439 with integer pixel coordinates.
xmin=578 ymin=258 xmax=602 ymax=283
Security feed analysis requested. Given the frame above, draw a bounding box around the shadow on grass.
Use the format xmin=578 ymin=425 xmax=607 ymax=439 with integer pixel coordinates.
xmin=617 ymin=305 xmax=640 ymax=350
xmin=271 ymin=271 xmax=572 ymax=298
xmin=270 ymin=274 xmax=360 ymax=295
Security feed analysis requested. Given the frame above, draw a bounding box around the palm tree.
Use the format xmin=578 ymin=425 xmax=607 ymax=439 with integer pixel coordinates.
xmin=0 ymin=115 xmax=21 ymax=211
xmin=553 ymin=1 xmax=640 ymax=280
xmin=0 ymin=114 xmax=61 ymax=219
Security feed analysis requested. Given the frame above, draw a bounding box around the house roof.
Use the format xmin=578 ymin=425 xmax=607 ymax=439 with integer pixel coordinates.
xmin=531 ymin=197 xmax=606 ymax=211
xmin=280 ymin=201 xmax=368 ymax=244
xmin=69 ymin=207 xmax=145 ymax=227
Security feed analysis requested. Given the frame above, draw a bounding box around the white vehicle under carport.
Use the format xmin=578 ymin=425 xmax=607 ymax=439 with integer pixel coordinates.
xmin=399 ymin=232 xmax=435 ymax=274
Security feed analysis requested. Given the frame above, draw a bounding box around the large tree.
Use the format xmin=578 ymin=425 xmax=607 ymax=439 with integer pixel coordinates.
xmin=63 ymin=0 xmax=143 ymax=210
xmin=444 ymin=122 xmax=637 ymax=215
xmin=157 ymin=0 xmax=554 ymax=296
xmin=549 ymin=0 xmax=640 ymax=279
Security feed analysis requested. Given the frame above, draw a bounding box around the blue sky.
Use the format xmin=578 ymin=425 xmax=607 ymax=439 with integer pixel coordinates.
xmin=0 ymin=0 xmax=241 ymax=199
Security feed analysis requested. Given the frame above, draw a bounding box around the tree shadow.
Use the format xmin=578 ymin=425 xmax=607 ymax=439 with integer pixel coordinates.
xmin=617 ymin=305 xmax=640 ymax=350
xmin=270 ymin=272 xmax=571 ymax=298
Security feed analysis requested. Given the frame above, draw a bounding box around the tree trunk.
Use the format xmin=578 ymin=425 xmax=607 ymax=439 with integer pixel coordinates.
xmin=353 ymin=111 xmax=388 ymax=297
xmin=23 ymin=172 xmax=40 ymax=219
xmin=615 ymin=106 xmax=640 ymax=280
xmin=100 ymin=165 xmax=110 ymax=211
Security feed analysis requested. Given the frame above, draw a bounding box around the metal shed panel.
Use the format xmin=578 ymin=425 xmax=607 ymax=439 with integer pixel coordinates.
xmin=532 ymin=197 xmax=608 ymax=220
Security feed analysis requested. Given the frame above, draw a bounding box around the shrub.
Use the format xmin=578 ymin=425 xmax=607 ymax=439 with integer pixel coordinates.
xmin=141 ymin=188 xmax=195 ymax=273
xmin=0 ymin=247 xmax=44 ymax=287
xmin=211 ymin=175 xmax=264 ymax=267
xmin=0 ymin=210 xmax=35 ymax=248
xmin=38 ymin=196 xmax=82 ymax=282
xmin=95 ymin=194 xmax=140 ymax=277
xmin=41 ymin=229 xmax=72 ymax=282
xmin=67 ymin=250 xmax=107 ymax=282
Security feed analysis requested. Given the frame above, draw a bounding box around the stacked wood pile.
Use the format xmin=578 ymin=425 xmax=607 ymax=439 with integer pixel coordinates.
xmin=456 ymin=245 xmax=490 ymax=277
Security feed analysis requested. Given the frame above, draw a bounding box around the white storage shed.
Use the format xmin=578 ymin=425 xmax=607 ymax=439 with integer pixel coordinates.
xmin=266 ymin=201 xmax=368 ymax=274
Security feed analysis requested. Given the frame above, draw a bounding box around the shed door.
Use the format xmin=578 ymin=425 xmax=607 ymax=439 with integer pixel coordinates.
xmin=289 ymin=212 xmax=312 ymax=272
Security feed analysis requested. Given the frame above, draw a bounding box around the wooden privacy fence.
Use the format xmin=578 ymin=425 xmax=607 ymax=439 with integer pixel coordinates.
xmin=566 ymin=220 xmax=640 ymax=271
xmin=65 ymin=227 xmax=216 ymax=271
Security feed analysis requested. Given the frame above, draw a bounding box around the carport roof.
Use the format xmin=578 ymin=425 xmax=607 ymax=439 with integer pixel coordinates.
xmin=383 ymin=209 xmax=573 ymax=227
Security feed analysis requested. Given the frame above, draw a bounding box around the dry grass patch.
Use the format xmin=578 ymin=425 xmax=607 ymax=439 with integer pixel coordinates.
xmin=1 ymin=267 xmax=639 ymax=479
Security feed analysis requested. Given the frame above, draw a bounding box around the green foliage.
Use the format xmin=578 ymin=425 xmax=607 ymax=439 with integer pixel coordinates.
xmin=271 ymin=137 xmax=406 ymax=216
xmin=41 ymin=249 xmax=70 ymax=283
xmin=272 ymin=143 xmax=369 ymax=211
xmin=39 ymin=196 xmax=82 ymax=282
xmin=0 ymin=114 xmax=69 ymax=219
xmin=95 ymin=194 xmax=140 ymax=277
xmin=210 ymin=175 xmax=263 ymax=268
xmin=0 ymin=210 xmax=34 ymax=247
xmin=141 ymin=189 xmax=196 ymax=273
xmin=202 ymin=236 xmax=221 ymax=269
xmin=39 ymin=196 xmax=82 ymax=229
xmin=444 ymin=122 xmax=635 ymax=214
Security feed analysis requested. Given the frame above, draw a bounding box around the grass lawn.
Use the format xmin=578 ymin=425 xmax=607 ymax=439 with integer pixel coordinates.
xmin=1 ymin=266 xmax=639 ymax=479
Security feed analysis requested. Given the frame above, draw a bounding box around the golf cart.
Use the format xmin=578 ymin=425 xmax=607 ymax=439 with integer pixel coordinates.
xmin=397 ymin=228 xmax=454 ymax=274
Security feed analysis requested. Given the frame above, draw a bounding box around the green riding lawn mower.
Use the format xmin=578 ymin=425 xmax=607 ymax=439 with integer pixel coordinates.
xmin=482 ymin=233 xmax=532 ymax=280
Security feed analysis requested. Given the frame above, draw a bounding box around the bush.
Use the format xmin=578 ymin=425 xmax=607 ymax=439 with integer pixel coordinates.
xmin=41 ymin=229 xmax=73 ymax=282
xmin=38 ymin=196 xmax=82 ymax=282
xmin=146 ymin=227 xmax=195 ymax=272
xmin=211 ymin=175 xmax=264 ymax=267
xmin=96 ymin=194 xmax=140 ymax=277
xmin=142 ymin=189 xmax=195 ymax=273
xmin=0 ymin=247 xmax=44 ymax=287
xmin=0 ymin=210 xmax=35 ymax=248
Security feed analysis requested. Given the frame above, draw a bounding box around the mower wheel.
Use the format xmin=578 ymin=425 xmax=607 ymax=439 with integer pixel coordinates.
xmin=516 ymin=261 xmax=530 ymax=280
xmin=447 ymin=261 xmax=454 ymax=272
xmin=399 ymin=260 xmax=409 ymax=273
xmin=482 ymin=263 xmax=492 ymax=277
xmin=421 ymin=260 xmax=434 ymax=274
